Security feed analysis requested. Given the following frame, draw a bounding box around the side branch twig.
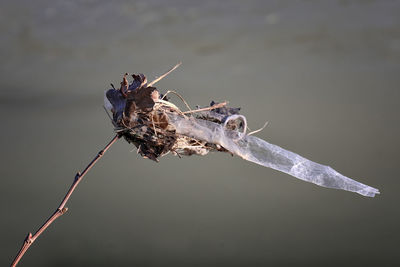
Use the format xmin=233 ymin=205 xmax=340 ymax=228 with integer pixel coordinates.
xmin=11 ymin=135 xmax=120 ymax=267
xmin=182 ymin=101 xmax=228 ymax=114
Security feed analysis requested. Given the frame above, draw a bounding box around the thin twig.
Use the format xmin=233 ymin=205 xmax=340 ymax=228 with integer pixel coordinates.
xmin=147 ymin=62 xmax=182 ymax=87
xmin=162 ymin=90 xmax=192 ymax=112
xmin=182 ymin=101 xmax=228 ymax=114
xmin=247 ymin=121 xmax=269 ymax=136
xmin=150 ymin=113 xmax=158 ymax=137
xmin=11 ymin=135 xmax=120 ymax=267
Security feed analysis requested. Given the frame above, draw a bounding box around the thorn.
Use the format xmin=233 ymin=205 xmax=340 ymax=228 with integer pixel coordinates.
xmin=25 ymin=233 xmax=33 ymax=244
xmin=56 ymin=207 xmax=68 ymax=215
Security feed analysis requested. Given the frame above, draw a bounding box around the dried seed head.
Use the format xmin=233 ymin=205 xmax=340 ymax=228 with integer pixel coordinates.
xmin=105 ymin=66 xmax=240 ymax=162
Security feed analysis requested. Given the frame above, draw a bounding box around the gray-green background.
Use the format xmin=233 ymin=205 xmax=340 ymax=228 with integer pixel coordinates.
xmin=1 ymin=0 xmax=399 ymax=266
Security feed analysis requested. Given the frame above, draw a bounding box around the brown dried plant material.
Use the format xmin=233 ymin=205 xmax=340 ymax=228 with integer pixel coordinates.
xmin=105 ymin=64 xmax=379 ymax=199
xmin=11 ymin=63 xmax=380 ymax=267
xmin=104 ymin=65 xmax=239 ymax=162
xmin=126 ymin=86 xmax=158 ymax=111
xmin=11 ymin=64 xmax=190 ymax=267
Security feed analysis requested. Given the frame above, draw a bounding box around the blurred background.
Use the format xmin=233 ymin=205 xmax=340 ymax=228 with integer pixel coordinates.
xmin=1 ymin=0 xmax=399 ymax=266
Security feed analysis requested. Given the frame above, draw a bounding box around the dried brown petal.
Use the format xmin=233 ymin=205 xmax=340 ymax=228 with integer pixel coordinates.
xmin=120 ymin=74 xmax=129 ymax=98
xmin=129 ymin=73 xmax=147 ymax=91
xmin=152 ymin=112 xmax=169 ymax=130
xmin=126 ymin=86 xmax=159 ymax=112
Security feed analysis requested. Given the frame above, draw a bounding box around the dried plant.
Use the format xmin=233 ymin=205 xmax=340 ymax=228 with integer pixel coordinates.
xmin=11 ymin=63 xmax=379 ymax=266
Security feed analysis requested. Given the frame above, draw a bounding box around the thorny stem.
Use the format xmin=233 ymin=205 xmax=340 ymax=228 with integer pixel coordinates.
xmin=11 ymin=135 xmax=120 ymax=267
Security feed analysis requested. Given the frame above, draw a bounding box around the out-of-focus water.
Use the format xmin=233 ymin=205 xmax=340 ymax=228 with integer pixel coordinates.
xmin=1 ymin=1 xmax=399 ymax=266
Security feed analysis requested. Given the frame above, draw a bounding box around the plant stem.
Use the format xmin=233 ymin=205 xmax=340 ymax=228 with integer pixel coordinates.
xmin=11 ymin=135 xmax=120 ymax=267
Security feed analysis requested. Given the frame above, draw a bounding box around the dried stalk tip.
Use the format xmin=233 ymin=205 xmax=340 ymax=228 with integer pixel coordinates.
xmin=105 ymin=70 xmax=240 ymax=162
